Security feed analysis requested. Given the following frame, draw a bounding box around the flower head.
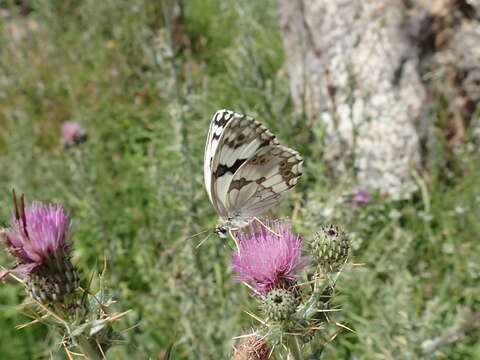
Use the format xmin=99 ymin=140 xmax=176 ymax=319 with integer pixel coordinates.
xmin=61 ymin=121 xmax=87 ymax=146
xmin=0 ymin=9 xmax=10 ymax=18
xmin=1 ymin=193 xmax=79 ymax=304
xmin=2 ymin=195 xmax=72 ymax=275
xmin=351 ymin=187 xmax=370 ymax=209
xmin=230 ymin=219 xmax=308 ymax=294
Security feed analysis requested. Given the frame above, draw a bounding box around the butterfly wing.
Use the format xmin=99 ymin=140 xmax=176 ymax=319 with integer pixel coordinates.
xmin=226 ymin=144 xmax=303 ymax=219
xmin=204 ymin=109 xmax=278 ymax=217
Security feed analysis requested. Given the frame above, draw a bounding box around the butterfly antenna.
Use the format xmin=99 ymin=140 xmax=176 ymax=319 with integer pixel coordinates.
xmin=253 ymin=217 xmax=280 ymax=237
xmin=186 ymin=229 xmax=209 ymax=241
xmin=195 ymin=233 xmax=213 ymax=249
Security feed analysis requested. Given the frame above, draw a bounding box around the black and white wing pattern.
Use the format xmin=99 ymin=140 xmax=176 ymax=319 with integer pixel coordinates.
xmin=225 ymin=144 xmax=302 ymax=218
xmin=204 ymin=109 xmax=303 ymax=234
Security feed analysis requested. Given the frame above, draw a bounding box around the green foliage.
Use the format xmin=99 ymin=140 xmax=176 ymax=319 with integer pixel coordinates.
xmin=0 ymin=0 xmax=479 ymax=359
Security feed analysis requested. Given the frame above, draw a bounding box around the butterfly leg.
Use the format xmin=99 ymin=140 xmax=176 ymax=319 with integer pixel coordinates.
xmin=253 ymin=217 xmax=281 ymax=237
xmin=229 ymin=229 xmax=241 ymax=254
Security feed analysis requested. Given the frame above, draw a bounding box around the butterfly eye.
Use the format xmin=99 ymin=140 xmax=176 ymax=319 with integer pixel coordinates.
xmin=215 ymin=226 xmax=228 ymax=238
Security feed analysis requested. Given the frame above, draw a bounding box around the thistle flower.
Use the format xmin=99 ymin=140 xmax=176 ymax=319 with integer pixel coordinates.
xmin=0 ymin=9 xmax=10 ymax=18
xmin=230 ymin=219 xmax=308 ymax=295
xmin=351 ymin=187 xmax=370 ymax=210
xmin=1 ymin=193 xmax=127 ymax=360
xmin=61 ymin=121 xmax=87 ymax=146
xmin=1 ymin=193 xmax=78 ymax=304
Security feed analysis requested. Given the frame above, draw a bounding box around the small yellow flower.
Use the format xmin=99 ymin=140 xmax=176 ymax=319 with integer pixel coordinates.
xmin=106 ymin=40 xmax=116 ymax=49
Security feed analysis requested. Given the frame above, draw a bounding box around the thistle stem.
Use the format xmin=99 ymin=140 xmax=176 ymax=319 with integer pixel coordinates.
xmin=77 ymin=336 xmax=104 ymax=360
xmin=286 ymin=335 xmax=304 ymax=360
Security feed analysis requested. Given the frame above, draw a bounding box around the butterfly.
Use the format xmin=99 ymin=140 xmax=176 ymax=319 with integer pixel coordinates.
xmin=204 ymin=109 xmax=303 ymax=239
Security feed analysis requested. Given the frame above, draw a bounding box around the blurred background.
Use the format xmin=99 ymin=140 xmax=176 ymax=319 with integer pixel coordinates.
xmin=0 ymin=0 xmax=479 ymax=359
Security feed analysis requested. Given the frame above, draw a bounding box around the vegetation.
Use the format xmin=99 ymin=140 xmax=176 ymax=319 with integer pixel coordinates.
xmin=0 ymin=0 xmax=479 ymax=358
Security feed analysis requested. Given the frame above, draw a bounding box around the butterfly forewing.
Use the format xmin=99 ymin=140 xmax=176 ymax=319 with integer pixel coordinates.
xmin=204 ymin=110 xmax=234 ymax=207
xmin=204 ymin=109 xmax=278 ymax=217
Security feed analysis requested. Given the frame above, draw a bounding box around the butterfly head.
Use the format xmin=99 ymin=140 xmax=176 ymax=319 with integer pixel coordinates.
xmin=215 ymin=217 xmax=250 ymax=239
xmin=214 ymin=224 xmax=229 ymax=238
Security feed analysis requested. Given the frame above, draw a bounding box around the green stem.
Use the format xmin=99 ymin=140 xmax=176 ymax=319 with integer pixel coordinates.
xmin=77 ymin=336 xmax=104 ymax=360
xmin=286 ymin=335 xmax=304 ymax=360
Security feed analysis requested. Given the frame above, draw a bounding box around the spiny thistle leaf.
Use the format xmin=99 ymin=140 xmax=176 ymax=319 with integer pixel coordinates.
xmin=295 ymin=292 xmax=321 ymax=320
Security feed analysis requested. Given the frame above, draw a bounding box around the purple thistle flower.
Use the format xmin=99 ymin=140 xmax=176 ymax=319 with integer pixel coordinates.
xmin=230 ymin=219 xmax=308 ymax=295
xmin=1 ymin=196 xmax=72 ymax=277
xmin=351 ymin=187 xmax=370 ymax=210
xmin=61 ymin=121 xmax=87 ymax=146
xmin=0 ymin=9 xmax=10 ymax=18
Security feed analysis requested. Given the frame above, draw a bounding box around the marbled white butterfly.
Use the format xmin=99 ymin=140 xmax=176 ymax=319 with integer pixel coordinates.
xmin=204 ymin=109 xmax=303 ymax=238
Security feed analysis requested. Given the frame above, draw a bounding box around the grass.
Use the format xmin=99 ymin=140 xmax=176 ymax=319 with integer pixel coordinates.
xmin=0 ymin=0 xmax=479 ymax=359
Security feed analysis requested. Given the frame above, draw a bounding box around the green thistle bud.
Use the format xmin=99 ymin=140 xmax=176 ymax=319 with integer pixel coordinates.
xmin=302 ymin=330 xmax=317 ymax=343
xmin=278 ymin=278 xmax=303 ymax=306
xmin=261 ymin=288 xmax=297 ymax=321
xmin=310 ymin=224 xmax=350 ymax=271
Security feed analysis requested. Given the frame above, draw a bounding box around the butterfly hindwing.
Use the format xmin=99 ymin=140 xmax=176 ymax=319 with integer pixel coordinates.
xmin=226 ymin=144 xmax=303 ymax=218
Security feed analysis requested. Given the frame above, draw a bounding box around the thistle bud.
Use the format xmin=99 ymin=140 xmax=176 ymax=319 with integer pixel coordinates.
xmin=309 ymin=225 xmax=350 ymax=271
xmin=261 ymin=288 xmax=297 ymax=322
xmin=231 ymin=335 xmax=271 ymax=360
xmin=302 ymin=330 xmax=317 ymax=343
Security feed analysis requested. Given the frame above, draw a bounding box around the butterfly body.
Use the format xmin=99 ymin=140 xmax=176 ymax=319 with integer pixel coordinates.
xmin=205 ymin=109 xmax=303 ymax=237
